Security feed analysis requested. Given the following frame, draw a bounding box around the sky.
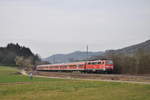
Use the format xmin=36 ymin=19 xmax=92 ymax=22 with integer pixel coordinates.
xmin=0 ymin=0 xmax=150 ymax=58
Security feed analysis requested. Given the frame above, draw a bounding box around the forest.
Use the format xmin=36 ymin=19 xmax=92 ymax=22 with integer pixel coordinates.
xmin=104 ymin=49 xmax=150 ymax=74
xmin=0 ymin=43 xmax=41 ymax=69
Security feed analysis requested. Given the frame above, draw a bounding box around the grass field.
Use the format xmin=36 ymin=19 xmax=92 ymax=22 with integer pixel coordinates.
xmin=0 ymin=66 xmax=150 ymax=100
xmin=0 ymin=66 xmax=61 ymax=83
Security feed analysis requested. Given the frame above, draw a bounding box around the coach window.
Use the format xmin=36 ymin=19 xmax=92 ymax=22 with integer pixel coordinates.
xmin=92 ymin=62 xmax=96 ymax=65
xmin=98 ymin=62 xmax=101 ymax=64
xmin=95 ymin=62 xmax=99 ymax=64
xmin=88 ymin=62 xmax=91 ymax=65
xmin=102 ymin=62 xmax=104 ymax=64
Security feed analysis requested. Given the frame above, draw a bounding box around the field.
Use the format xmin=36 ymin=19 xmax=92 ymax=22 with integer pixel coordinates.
xmin=0 ymin=66 xmax=150 ymax=100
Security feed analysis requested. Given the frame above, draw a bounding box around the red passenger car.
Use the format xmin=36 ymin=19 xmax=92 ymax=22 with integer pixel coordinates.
xmin=36 ymin=60 xmax=114 ymax=73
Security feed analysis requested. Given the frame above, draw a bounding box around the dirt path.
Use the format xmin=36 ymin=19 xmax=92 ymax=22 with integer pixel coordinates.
xmin=20 ymin=69 xmax=28 ymax=76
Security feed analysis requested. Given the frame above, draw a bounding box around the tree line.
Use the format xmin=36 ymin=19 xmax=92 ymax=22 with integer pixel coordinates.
xmin=97 ymin=49 xmax=150 ymax=75
xmin=0 ymin=43 xmax=43 ymax=70
xmin=110 ymin=50 xmax=150 ymax=74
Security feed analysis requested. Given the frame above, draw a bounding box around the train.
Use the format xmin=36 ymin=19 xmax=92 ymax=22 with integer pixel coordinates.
xmin=36 ymin=60 xmax=114 ymax=73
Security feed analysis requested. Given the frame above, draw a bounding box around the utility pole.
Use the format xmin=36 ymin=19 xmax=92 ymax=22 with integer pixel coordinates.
xmin=86 ymin=45 xmax=88 ymax=60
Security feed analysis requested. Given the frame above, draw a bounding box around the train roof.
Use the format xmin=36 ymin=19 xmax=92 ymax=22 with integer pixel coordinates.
xmin=37 ymin=61 xmax=85 ymax=67
xmin=37 ymin=60 xmax=112 ymax=67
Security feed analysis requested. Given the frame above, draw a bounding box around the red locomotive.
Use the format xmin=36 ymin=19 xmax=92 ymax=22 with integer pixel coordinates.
xmin=36 ymin=60 xmax=114 ymax=73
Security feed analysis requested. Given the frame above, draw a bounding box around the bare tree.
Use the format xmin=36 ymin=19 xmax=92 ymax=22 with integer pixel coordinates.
xmin=15 ymin=56 xmax=34 ymax=71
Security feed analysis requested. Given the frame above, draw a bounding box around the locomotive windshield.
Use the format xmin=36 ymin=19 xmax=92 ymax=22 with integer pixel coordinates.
xmin=106 ymin=60 xmax=113 ymax=64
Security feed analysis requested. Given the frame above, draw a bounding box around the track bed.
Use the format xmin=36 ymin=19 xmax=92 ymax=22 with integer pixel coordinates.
xmin=34 ymin=71 xmax=150 ymax=82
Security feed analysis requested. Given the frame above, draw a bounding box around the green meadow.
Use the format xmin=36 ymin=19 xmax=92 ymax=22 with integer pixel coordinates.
xmin=0 ymin=66 xmax=150 ymax=100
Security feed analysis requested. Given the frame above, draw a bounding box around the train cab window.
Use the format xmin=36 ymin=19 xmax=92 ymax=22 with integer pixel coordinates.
xmin=106 ymin=60 xmax=113 ymax=64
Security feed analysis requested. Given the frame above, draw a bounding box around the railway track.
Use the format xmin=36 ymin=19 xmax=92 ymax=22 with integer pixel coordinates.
xmin=33 ymin=71 xmax=150 ymax=83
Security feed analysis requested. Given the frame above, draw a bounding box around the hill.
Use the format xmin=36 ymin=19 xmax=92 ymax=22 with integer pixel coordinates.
xmin=43 ymin=51 xmax=104 ymax=63
xmin=44 ymin=39 xmax=150 ymax=63
xmin=105 ymin=40 xmax=150 ymax=55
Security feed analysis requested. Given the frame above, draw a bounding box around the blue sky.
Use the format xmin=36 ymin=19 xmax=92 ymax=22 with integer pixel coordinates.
xmin=0 ymin=0 xmax=150 ymax=57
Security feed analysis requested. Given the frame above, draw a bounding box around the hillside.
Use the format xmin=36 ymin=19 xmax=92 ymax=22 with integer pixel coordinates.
xmin=44 ymin=39 xmax=150 ymax=63
xmin=105 ymin=39 xmax=150 ymax=55
xmin=43 ymin=51 xmax=104 ymax=63
xmin=44 ymin=40 xmax=150 ymax=63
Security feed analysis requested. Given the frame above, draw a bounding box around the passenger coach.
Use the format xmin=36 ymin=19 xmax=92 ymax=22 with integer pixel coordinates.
xmin=36 ymin=60 xmax=114 ymax=73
